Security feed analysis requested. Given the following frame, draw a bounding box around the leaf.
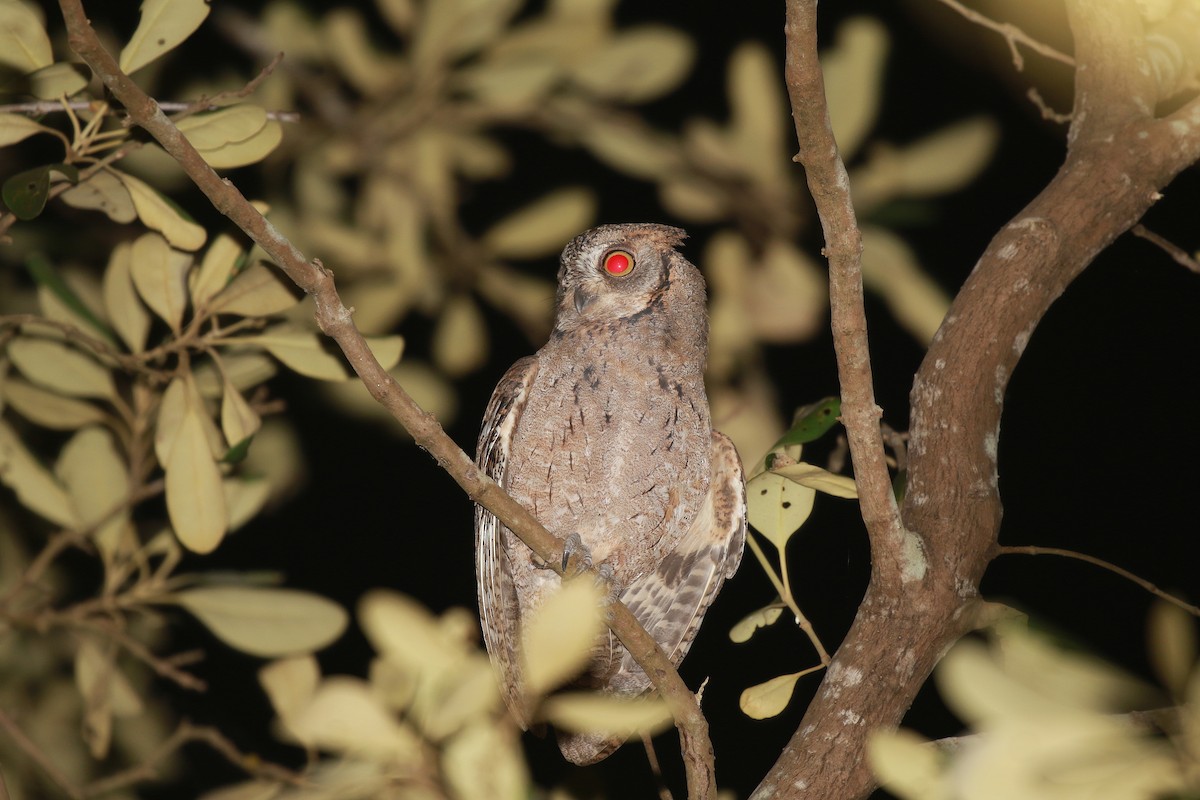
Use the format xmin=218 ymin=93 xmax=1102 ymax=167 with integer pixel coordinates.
xmin=223 ymin=475 xmax=270 ymax=530
xmin=196 ymin=121 xmax=283 ymax=169
xmin=176 ymin=105 xmax=268 ymax=150
xmin=194 ymin=352 xmax=276 ymax=397
xmin=458 ymin=60 xmax=560 ymax=110
xmin=129 ymin=232 xmax=191 ymax=332
xmin=578 ymin=117 xmax=682 ymax=180
xmin=890 ymin=116 xmax=1000 ymax=198
xmin=745 ymin=238 xmax=826 ymax=342
xmin=102 ymin=241 xmax=151 ymax=352
xmin=117 ymin=171 xmax=206 ymax=251
xmin=772 ymin=462 xmax=858 ymax=499
xmin=0 ymin=1 xmax=52 ymax=72
xmin=860 ymin=226 xmax=950 ymax=346
xmin=75 ymin=638 xmax=144 ymax=759
xmin=174 ymin=586 xmax=347 ymax=657
xmin=569 ymin=26 xmax=694 ymax=102
xmin=26 ymin=253 xmax=116 ymax=344
xmin=0 ymin=377 xmax=106 ymax=429
xmin=191 ymin=233 xmax=244 ymax=307
xmin=2 ymin=163 xmax=76 ymax=220
xmin=1148 ymin=601 xmax=1197 ymax=697
xmin=729 ymin=605 xmax=784 ymax=644
xmin=119 ymin=0 xmax=211 ymax=74
xmin=432 ymin=295 xmax=488 ymax=377
xmin=746 ymin=472 xmax=816 ymax=550
xmin=442 ymin=722 xmax=529 ymax=800
xmin=521 ymin=579 xmax=606 ymax=699
xmin=867 ymin=729 xmax=946 ymax=800
xmin=29 ymin=62 xmax=89 ymax=99
xmin=7 ymin=337 xmax=116 ymax=399
xmin=822 ymin=16 xmax=889 ymax=160
xmin=728 ymin=42 xmax=788 ymax=185
xmin=539 ymin=693 xmax=673 ymax=737
xmin=208 ymin=261 xmax=299 ymax=317
xmin=739 ymin=671 xmax=804 ymax=719
xmin=240 ymin=325 xmax=404 ymax=381
xmin=259 ymin=655 xmax=319 ymax=735
xmin=56 ymin=426 xmax=130 ymax=551
xmin=166 ymin=408 xmax=228 ymax=553
xmin=482 ymin=188 xmax=596 ymax=259
xmin=287 ymin=676 xmax=419 ymax=756
xmin=61 ymin=170 xmax=137 ymax=224
xmin=0 ymin=419 xmax=78 ymax=527
xmin=772 ymin=397 xmax=842 ymax=448
xmin=358 ymin=589 xmax=469 ymax=674
xmin=220 ymin=379 xmax=261 ymax=449
xmin=0 ymin=113 xmax=54 ymax=147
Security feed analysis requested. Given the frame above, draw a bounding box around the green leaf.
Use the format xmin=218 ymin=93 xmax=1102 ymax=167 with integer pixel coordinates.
xmin=26 ymin=253 xmax=117 ymax=343
xmin=2 ymin=163 xmax=76 ymax=220
xmin=772 ymin=397 xmax=842 ymax=448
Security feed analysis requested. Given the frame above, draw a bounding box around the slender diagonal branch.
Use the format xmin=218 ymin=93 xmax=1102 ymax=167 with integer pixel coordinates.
xmin=56 ymin=2 xmax=715 ymax=797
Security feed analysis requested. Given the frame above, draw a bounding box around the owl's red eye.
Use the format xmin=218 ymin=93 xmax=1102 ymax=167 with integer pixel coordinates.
xmin=603 ymin=250 xmax=634 ymax=276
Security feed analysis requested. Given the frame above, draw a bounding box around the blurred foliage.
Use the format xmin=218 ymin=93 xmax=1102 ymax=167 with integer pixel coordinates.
xmin=0 ymin=0 xmax=1017 ymax=796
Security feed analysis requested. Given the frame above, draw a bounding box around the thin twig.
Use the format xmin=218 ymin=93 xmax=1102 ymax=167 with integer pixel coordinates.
xmin=160 ymin=52 xmax=295 ymax=124
xmin=57 ymin=2 xmax=717 ymax=796
xmin=996 ymin=545 xmax=1200 ymax=617
xmin=933 ymin=0 xmax=1075 ymax=70
xmin=641 ymin=734 xmax=675 ymax=800
xmin=0 ymin=707 xmax=83 ymax=800
xmin=1132 ymin=224 xmax=1200 ymax=274
xmin=1027 ymin=87 xmax=1073 ymax=124
xmin=0 ymin=100 xmax=298 ymax=123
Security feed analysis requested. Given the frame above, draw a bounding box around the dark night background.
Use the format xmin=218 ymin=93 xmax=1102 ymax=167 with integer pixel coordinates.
xmin=25 ymin=1 xmax=1193 ymax=797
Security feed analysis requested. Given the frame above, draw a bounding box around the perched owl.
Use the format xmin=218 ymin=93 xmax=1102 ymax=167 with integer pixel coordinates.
xmin=474 ymin=223 xmax=746 ymax=765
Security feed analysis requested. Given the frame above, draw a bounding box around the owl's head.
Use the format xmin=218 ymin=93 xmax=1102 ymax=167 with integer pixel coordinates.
xmin=552 ymin=223 xmax=703 ymax=333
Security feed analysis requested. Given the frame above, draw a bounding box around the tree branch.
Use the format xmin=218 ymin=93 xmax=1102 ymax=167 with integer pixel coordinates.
xmin=56 ymin=2 xmax=716 ymax=796
xmin=758 ymin=1 xmax=1200 ymax=798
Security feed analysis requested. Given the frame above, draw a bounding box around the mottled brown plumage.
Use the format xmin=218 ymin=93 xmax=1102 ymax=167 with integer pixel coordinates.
xmin=474 ymin=223 xmax=746 ymax=764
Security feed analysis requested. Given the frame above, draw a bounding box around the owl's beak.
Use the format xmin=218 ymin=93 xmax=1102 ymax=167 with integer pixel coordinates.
xmin=573 ymin=286 xmax=594 ymax=314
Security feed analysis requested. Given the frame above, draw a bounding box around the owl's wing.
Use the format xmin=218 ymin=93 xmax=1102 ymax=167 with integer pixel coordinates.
xmin=612 ymin=429 xmax=746 ymax=694
xmin=475 ymin=355 xmax=539 ymax=729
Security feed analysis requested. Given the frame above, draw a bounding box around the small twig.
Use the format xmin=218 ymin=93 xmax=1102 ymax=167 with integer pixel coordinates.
xmin=744 ymin=533 xmax=831 ymax=664
xmin=87 ymin=620 xmax=208 ymax=691
xmin=641 ymin=734 xmax=675 ymax=800
xmin=1132 ymin=224 xmax=1200 ymax=274
xmin=996 ymin=545 xmax=1200 ymax=617
xmin=160 ymin=52 xmax=294 ymax=124
xmin=880 ymin=423 xmax=908 ymax=474
xmin=933 ymin=0 xmax=1075 ymax=71
xmin=1027 ymin=87 xmax=1073 ymax=124
xmin=0 ymin=101 xmax=298 ymax=123
xmin=0 ymin=706 xmax=83 ymax=800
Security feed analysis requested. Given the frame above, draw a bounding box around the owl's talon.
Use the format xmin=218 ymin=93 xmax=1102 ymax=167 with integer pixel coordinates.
xmin=561 ymin=532 xmax=593 ymax=574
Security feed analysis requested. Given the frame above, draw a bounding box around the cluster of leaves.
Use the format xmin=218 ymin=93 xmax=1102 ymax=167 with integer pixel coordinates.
xmin=870 ymin=605 xmax=1200 ymax=800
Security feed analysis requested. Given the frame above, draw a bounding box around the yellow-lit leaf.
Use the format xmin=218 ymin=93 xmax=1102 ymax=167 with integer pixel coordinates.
xmin=62 ymin=170 xmax=137 ymax=224
xmin=458 ymin=60 xmax=559 ymax=110
xmin=569 ymin=26 xmax=694 ymax=102
xmin=221 ymin=379 xmax=261 ymax=447
xmin=117 ymin=171 xmax=207 ymax=251
xmin=1 ymin=377 xmax=105 ymax=429
xmin=739 ymin=671 xmax=804 ymax=719
xmin=867 ymin=729 xmax=946 ymax=800
xmin=223 ymin=476 xmax=271 ymax=531
xmin=822 ymin=17 xmax=888 ymax=160
xmin=7 ymin=337 xmax=115 ymax=399
xmin=194 ymin=352 xmax=276 ymax=397
xmin=259 ymin=655 xmax=319 ymax=734
xmin=0 ymin=113 xmax=54 ymax=147
xmin=0 ymin=419 xmax=78 ymax=527
xmin=324 ymin=8 xmax=406 ymax=96
xmin=359 ymin=589 xmax=468 ymax=674
xmin=176 ymin=106 xmax=268 ymax=150
xmin=102 ymin=241 xmax=151 ymax=352
xmin=287 ymin=676 xmax=418 ymax=756
xmin=745 ymin=239 xmax=826 ymax=343
xmin=579 ymin=118 xmax=683 ymax=180
xmin=728 ymin=42 xmax=787 ymax=184
xmin=320 ymin=360 xmax=457 ymax=432
xmin=746 ymin=472 xmax=815 ymax=550
xmin=772 ymin=462 xmax=858 ymax=498
xmin=174 ymin=586 xmax=348 ymax=657
xmin=154 ymin=375 xmax=187 ymax=464
xmin=890 ymin=117 xmax=999 ymax=198
xmin=29 ymin=62 xmax=89 ymax=99
xmin=196 ymin=781 xmax=283 ymax=800
xmin=56 ymin=426 xmax=130 ymax=549
xmin=442 ymin=722 xmax=529 ymax=800
xmin=208 ymin=261 xmax=299 ymax=317
xmin=482 ymin=188 xmax=596 ymax=259
xmin=1148 ymin=601 xmax=1197 ymax=697
xmin=119 ymin=0 xmax=211 ymax=74
xmin=75 ymin=638 xmax=144 ymax=716
xmin=191 ymin=233 xmax=243 ymax=308
xmin=475 ymin=264 xmax=555 ymax=340
xmin=432 ymin=295 xmax=488 ymax=377
xmin=130 ymin=232 xmax=191 ymax=332
xmin=413 ymin=0 xmax=522 ymax=68
xmin=241 ymin=325 xmax=404 ymax=381
xmin=196 ymin=120 xmax=282 ymax=169
xmin=539 ymin=693 xmax=672 ymax=737
xmin=521 ymin=579 xmax=606 ymax=699
xmin=0 ymin=1 xmax=52 ymax=72
xmin=729 ymin=605 xmax=784 ymax=644
xmin=861 ymin=226 xmax=950 ymax=346
xmin=166 ymin=409 xmax=227 ymax=553
xmin=659 ymin=176 xmax=726 ymax=222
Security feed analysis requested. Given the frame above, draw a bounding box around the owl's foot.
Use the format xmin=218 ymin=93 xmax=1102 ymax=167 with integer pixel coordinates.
xmin=561 ymin=532 xmax=593 ymax=574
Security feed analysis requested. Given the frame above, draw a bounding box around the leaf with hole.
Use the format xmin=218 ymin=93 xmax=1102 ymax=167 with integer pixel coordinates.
xmin=772 ymin=397 xmax=842 ymax=448
xmin=746 ymin=472 xmax=815 ymax=550
xmin=119 ymin=0 xmax=211 ymax=74
xmin=2 ymin=163 xmax=77 ymax=220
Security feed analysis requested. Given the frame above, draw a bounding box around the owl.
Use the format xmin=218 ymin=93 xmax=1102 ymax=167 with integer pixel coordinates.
xmin=474 ymin=223 xmax=746 ymax=765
